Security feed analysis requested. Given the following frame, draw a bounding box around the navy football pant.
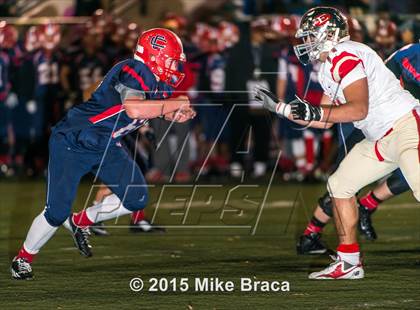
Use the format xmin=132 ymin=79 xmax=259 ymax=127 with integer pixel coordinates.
xmin=44 ymin=133 xmax=148 ymax=227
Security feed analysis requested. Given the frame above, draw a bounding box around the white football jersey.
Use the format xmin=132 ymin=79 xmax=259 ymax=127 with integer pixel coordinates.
xmin=318 ymin=40 xmax=419 ymax=141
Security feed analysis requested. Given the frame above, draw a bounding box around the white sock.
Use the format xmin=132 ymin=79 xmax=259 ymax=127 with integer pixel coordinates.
xmin=85 ymin=194 xmax=132 ymax=223
xmin=337 ymin=251 xmax=360 ymax=266
xmin=23 ymin=211 xmax=59 ymax=254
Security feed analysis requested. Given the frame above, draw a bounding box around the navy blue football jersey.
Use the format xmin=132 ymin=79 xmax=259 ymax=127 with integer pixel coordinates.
xmin=53 ymin=58 xmax=173 ymax=150
xmin=33 ymin=50 xmax=61 ymax=87
xmin=73 ymin=51 xmax=108 ymax=93
xmin=0 ymin=51 xmax=10 ymax=102
xmin=385 ymin=43 xmax=419 ymax=99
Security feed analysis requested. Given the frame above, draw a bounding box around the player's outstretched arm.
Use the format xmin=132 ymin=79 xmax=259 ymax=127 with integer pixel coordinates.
xmin=255 ymin=86 xmax=333 ymax=129
xmin=123 ymin=95 xmax=193 ymax=120
xmin=288 ymin=78 xmax=368 ymax=124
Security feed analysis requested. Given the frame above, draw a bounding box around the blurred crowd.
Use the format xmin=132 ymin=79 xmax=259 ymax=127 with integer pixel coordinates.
xmin=0 ymin=6 xmax=418 ymax=182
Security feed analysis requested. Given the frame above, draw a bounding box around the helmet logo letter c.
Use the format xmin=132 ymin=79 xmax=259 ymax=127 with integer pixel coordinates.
xmin=150 ymin=35 xmax=167 ymax=50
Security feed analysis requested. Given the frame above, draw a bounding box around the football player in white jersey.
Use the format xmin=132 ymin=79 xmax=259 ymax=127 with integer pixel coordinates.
xmin=255 ymin=6 xmax=420 ymax=280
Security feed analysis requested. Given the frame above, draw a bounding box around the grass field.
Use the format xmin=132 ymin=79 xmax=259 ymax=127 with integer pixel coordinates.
xmin=0 ymin=180 xmax=419 ymax=309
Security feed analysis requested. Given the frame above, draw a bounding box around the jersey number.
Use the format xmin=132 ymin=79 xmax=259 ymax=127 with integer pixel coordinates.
xmin=38 ymin=62 xmax=59 ymax=85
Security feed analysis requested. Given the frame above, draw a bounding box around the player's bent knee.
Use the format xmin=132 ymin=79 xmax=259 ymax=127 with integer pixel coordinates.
xmin=44 ymin=208 xmax=69 ymax=227
xmin=122 ymin=188 xmax=149 ymax=212
xmin=327 ymin=173 xmax=356 ymax=199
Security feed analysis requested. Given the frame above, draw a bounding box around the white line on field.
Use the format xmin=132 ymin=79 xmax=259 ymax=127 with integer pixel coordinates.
xmin=147 ymin=200 xmax=419 ymax=210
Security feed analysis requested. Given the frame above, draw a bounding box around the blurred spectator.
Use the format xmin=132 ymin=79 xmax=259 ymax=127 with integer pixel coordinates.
xmin=70 ymin=22 xmax=108 ymax=103
xmin=347 ymin=16 xmax=364 ymax=43
xmin=0 ymin=22 xmax=12 ymax=174
xmin=224 ymin=20 xmax=251 ymax=177
xmin=12 ymin=26 xmax=40 ymax=175
xmin=371 ymin=19 xmax=399 ymax=59
xmin=276 ymin=17 xmax=332 ymax=181
xmin=246 ymin=18 xmax=277 ymax=177
xmin=33 ymin=23 xmax=64 ymax=129
xmin=190 ymin=22 xmax=234 ymax=177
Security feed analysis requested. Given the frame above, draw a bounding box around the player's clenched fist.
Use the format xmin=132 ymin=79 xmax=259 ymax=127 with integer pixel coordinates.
xmin=290 ymin=96 xmax=324 ymax=122
xmin=164 ymin=95 xmax=196 ymax=123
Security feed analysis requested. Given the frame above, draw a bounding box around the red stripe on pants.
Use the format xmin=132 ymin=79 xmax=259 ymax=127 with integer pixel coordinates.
xmin=412 ymin=109 xmax=420 ymax=162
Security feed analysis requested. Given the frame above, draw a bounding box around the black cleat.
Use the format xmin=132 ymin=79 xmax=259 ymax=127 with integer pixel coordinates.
xmin=90 ymin=222 xmax=110 ymax=236
xmin=11 ymin=257 xmax=33 ymax=280
xmin=129 ymin=220 xmax=166 ymax=234
xmin=297 ymin=233 xmax=328 ymax=255
xmin=67 ymin=217 xmax=92 ymax=257
xmin=358 ymin=202 xmax=377 ymax=240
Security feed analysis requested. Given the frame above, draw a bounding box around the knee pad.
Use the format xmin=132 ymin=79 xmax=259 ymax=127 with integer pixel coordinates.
xmin=121 ymin=186 xmax=149 ymax=212
xmin=386 ymin=170 xmax=410 ymax=196
xmin=318 ymin=192 xmax=333 ymax=217
xmin=44 ymin=206 xmax=69 ymax=227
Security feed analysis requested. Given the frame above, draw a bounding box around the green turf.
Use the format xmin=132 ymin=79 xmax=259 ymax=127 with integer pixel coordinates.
xmin=0 ymin=180 xmax=419 ymax=309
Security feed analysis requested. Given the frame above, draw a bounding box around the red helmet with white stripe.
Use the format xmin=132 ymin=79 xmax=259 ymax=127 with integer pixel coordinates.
xmin=134 ymin=28 xmax=186 ymax=88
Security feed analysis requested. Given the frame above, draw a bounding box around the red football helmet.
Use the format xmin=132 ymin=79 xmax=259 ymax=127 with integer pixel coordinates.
xmin=135 ymin=28 xmax=186 ymax=88
xmin=38 ymin=23 xmax=61 ymax=50
xmin=271 ymin=15 xmax=299 ymax=37
xmin=0 ymin=21 xmax=18 ymax=49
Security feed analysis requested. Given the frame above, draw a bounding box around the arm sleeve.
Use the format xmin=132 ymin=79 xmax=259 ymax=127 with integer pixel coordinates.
xmin=340 ymin=62 xmax=367 ymax=89
xmin=118 ymin=63 xmax=152 ymax=92
xmin=330 ymin=51 xmax=364 ymax=83
xmin=115 ymin=82 xmax=146 ymax=102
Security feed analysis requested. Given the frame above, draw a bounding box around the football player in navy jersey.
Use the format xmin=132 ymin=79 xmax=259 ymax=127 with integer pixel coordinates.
xmin=0 ymin=22 xmax=12 ymax=172
xmin=33 ymin=23 xmax=65 ymax=130
xmin=11 ymin=26 xmax=41 ymax=176
xmin=11 ymin=28 xmax=195 ymax=280
xmin=72 ymin=24 xmax=109 ymax=103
